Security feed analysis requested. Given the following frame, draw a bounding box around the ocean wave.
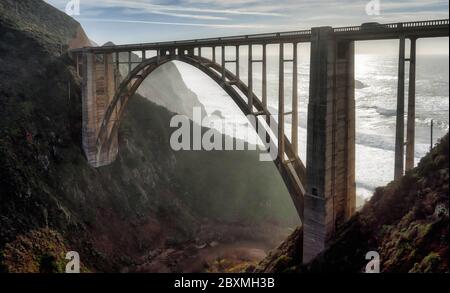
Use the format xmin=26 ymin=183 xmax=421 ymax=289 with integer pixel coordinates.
xmin=356 ymin=133 xmax=395 ymax=152
xmin=358 ymin=106 xmax=449 ymax=131
xmin=356 ymin=180 xmax=379 ymax=195
xmin=355 ymin=80 xmax=368 ymax=89
xmin=415 ymin=117 xmax=449 ymax=131
xmin=361 ymin=106 xmax=397 ymax=118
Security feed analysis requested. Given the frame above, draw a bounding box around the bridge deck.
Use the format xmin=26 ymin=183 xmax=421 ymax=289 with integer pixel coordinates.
xmin=71 ymin=19 xmax=449 ymax=54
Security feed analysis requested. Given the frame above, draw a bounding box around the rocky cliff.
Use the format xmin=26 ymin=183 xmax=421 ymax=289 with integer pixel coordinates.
xmin=0 ymin=0 xmax=91 ymax=49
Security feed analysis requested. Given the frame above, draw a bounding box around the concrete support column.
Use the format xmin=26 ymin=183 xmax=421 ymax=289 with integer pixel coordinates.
xmin=248 ymin=45 xmax=254 ymax=110
xmin=395 ymin=36 xmax=406 ymax=180
xmin=76 ymin=54 xmax=81 ymax=77
xmin=236 ymin=46 xmax=240 ymax=79
xmin=157 ymin=49 xmax=161 ymax=64
xmin=115 ymin=52 xmax=120 ymax=90
xmin=128 ymin=51 xmax=132 ymax=74
xmin=304 ymin=27 xmax=356 ymax=263
xmin=82 ymin=52 xmax=97 ymax=165
xmin=262 ymin=44 xmax=268 ymax=108
xmin=292 ymin=42 xmax=299 ymax=156
xmin=221 ymin=46 xmax=226 ymax=80
xmin=406 ymin=38 xmax=417 ymax=172
xmin=278 ymin=43 xmax=285 ymax=160
xmin=81 ymin=52 xmax=118 ymax=167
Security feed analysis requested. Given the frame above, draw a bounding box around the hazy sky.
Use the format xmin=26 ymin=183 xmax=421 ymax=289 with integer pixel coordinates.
xmin=45 ymin=0 xmax=449 ymax=54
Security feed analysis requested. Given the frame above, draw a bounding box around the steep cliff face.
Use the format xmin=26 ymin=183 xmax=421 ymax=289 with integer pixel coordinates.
xmin=0 ymin=0 xmax=90 ymax=95
xmin=0 ymin=0 xmax=91 ymax=49
xmin=255 ymin=134 xmax=449 ymax=273
xmin=0 ymin=0 xmax=297 ymax=272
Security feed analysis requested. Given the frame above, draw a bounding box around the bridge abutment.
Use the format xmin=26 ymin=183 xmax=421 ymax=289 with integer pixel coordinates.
xmin=81 ymin=52 xmax=119 ymax=167
xmin=304 ymin=27 xmax=356 ymax=263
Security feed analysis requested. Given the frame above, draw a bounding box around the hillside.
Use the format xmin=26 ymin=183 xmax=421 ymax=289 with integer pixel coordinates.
xmin=255 ymin=134 xmax=449 ymax=273
xmin=0 ymin=1 xmax=298 ymax=272
xmin=0 ymin=0 xmax=91 ymax=49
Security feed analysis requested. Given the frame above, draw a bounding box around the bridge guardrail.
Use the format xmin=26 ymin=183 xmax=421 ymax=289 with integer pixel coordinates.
xmin=70 ymin=19 xmax=448 ymax=54
xmin=334 ymin=19 xmax=449 ymax=34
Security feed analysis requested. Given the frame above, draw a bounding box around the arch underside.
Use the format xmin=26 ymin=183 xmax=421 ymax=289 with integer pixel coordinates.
xmin=97 ymin=54 xmax=306 ymax=221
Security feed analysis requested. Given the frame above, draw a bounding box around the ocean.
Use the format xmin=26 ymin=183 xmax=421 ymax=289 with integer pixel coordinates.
xmin=173 ymin=49 xmax=449 ymax=201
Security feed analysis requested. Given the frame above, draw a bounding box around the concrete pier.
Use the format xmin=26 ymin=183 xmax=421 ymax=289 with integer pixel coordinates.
xmin=262 ymin=44 xmax=267 ymax=108
xmin=406 ymin=38 xmax=417 ymax=172
xmin=248 ymin=45 xmax=254 ymax=109
xmin=278 ymin=43 xmax=285 ymax=160
xmin=395 ymin=37 xmax=406 ymax=180
xmin=292 ymin=43 xmax=299 ymax=156
xmin=81 ymin=52 xmax=118 ymax=167
xmin=304 ymin=27 xmax=356 ymax=262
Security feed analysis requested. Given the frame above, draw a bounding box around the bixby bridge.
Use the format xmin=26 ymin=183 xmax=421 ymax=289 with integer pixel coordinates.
xmin=71 ymin=19 xmax=449 ymax=262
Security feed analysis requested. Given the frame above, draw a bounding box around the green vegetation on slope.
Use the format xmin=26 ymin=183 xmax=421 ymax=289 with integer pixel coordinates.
xmin=0 ymin=0 xmax=80 ymax=49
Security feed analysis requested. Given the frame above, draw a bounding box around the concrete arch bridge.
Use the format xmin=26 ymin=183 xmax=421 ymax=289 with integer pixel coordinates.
xmin=71 ymin=19 xmax=449 ymax=262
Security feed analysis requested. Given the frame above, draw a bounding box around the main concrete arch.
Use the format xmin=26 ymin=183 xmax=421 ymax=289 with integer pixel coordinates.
xmin=84 ymin=53 xmax=306 ymax=220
